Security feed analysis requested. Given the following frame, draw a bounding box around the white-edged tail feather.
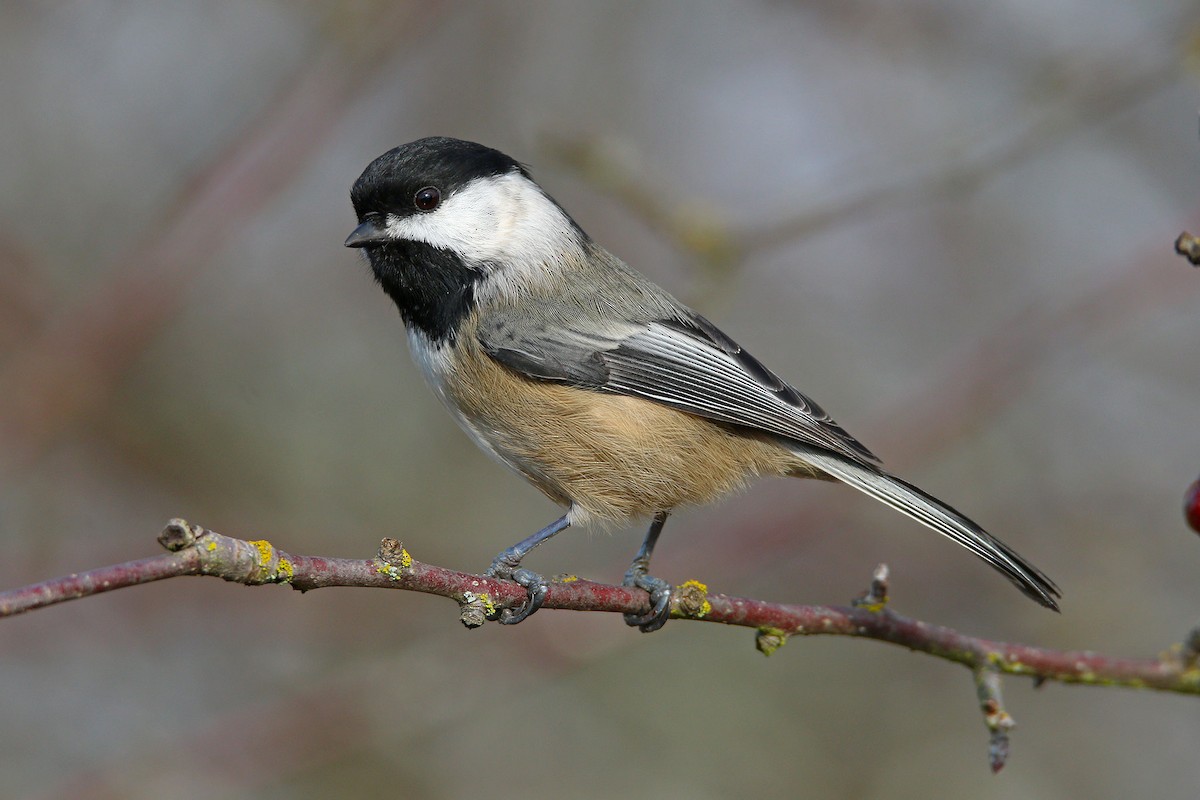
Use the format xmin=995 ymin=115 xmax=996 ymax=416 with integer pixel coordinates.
xmin=796 ymin=447 xmax=1060 ymax=610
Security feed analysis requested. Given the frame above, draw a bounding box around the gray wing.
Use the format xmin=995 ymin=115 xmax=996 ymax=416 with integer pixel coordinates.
xmin=477 ymin=309 xmax=880 ymax=467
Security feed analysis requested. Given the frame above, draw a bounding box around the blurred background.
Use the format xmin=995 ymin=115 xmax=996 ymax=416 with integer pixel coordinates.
xmin=2 ymin=1 xmax=1199 ymax=797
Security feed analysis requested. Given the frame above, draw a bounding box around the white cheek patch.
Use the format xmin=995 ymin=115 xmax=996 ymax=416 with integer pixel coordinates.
xmin=384 ymin=171 xmax=584 ymax=298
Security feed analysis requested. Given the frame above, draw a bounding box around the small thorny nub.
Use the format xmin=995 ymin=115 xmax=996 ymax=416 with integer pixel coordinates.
xmin=987 ymin=730 xmax=1011 ymax=774
xmin=974 ymin=667 xmax=1015 ymax=773
xmin=158 ymin=518 xmax=201 ymax=551
xmin=675 ymin=580 xmax=711 ymax=618
xmin=1175 ymin=231 xmax=1200 ymax=266
xmin=378 ymin=538 xmax=411 ymax=568
xmin=853 ymin=563 xmax=890 ymax=610
xmin=1183 ymin=625 xmax=1200 ymax=667
xmin=755 ymin=627 xmax=788 ymax=657
xmin=458 ymin=591 xmax=492 ymax=629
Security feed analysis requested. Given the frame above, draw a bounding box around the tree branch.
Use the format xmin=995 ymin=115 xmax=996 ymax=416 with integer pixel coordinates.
xmin=2 ymin=519 xmax=1197 ymax=772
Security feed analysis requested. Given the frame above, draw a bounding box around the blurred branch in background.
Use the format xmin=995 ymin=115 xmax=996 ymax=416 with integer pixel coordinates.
xmin=545 ymin=55 xmax=1180 ymax=306
xmin=2 ymin=519 xmax=1197 ymax=775
xmin=0 ymin=1 xmax=450 ymax=480
xmin=738 ymin=59 xmax=1180 ymax=256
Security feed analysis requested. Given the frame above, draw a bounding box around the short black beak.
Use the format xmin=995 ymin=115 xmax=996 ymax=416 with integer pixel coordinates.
xmin=344 ymin=218 xmax=388 ymax=248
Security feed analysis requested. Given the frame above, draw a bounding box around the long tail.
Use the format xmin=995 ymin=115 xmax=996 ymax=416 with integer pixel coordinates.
xmin=796 ymin=447 xmax=1060 ymax=610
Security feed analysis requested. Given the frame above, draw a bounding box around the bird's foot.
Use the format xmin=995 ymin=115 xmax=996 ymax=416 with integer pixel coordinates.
xmin=486 ymin=557 xmax=548 ymax=625
xmin=623 ymin=566 xmax=671 ymax=633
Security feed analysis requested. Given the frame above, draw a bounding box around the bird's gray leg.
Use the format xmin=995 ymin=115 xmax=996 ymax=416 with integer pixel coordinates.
xmin=486 ymin=514 xmax=570 ymax=624
xmin=623 ymin=511 xmax=672 ymax=632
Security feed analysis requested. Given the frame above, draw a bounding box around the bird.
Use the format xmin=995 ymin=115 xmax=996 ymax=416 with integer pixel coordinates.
xmin=343 ymin=136 xmax=1060 ymax=631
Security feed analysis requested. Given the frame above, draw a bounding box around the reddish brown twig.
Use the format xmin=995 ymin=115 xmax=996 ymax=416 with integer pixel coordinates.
xmin=2 ymin=518 xmax=1195 ymax=695
xmin=2 ymin=518 xmax=1197 ymax=772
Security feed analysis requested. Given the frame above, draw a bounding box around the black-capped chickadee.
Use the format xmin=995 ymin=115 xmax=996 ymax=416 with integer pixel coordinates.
xmin=345 ymin=137 xmax=1059 ymax=631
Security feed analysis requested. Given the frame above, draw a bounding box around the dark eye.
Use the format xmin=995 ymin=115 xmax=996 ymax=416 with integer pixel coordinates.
xmin=414 ymin=186 xmax=441 ymax=211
